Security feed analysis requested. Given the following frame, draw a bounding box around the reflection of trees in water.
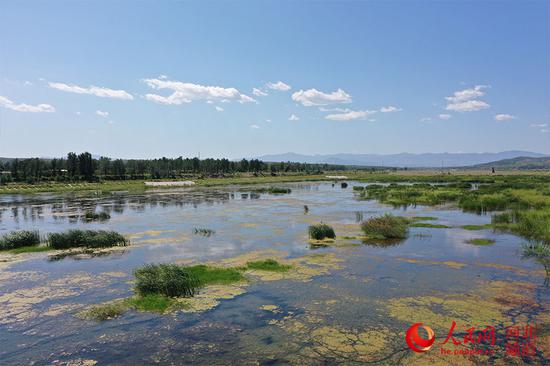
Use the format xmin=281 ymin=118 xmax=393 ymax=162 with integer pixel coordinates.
xmin=361 ymin=238 xmax=405 ymax=248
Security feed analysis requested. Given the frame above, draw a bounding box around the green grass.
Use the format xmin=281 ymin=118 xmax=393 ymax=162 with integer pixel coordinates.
xmin=308 ymin=223 xmax=336 ymax=240
xmin=361 ymin=214 xmax=410 ymax=239
xmin=8 ymin=245 xmax=53 ymax=254
xmin=83 ymin=211 xmax=110 ymax=221
xmin=466 ymin=238 xmax=495 ymax=246
xmin=410 ymin=223 xmax=451 ymax=229
xmin=79 ymin=302 xmax=128 ymax=321
xmin=411 ymin=216 xmax=438 ymax=221
xmin=186 ymin=264 xmax=245 ymax=285
xmin=47 ymin=229 xmax=128 ymax=249
xmin=246 ymin=259 xmax=291 ymax=272
xmin=522 ymin=242 xmax=550 ymax=259
xmin=126 ymin=294 xmax=175 ymax=313
xmin=0 ymin=230 xmax=40 ymax=250
xmin=460 ymin=224 xmax=492 ymax=230
xmin=134 ymin=264 xmax=201 ymax=298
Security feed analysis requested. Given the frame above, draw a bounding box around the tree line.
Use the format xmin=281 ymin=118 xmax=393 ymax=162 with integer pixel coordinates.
xmin=0 ymin=152 xmax=352 ymax=183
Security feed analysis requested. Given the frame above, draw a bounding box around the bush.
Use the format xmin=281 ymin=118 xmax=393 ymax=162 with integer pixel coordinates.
xmin=134 ymin=264 xmax=201 ymax=298
xmin=47 ymin=230 xmax=128 ymax=249
xmin=0 ymin=230 xmax=40 ymax=250
xmin=309 ymin=224 xmax=336 ymax=240
xmin=361 ymin=214 xmax=409 ymax=239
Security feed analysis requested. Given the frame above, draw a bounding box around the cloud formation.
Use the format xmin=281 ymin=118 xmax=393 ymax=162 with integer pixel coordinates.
xmin=289 ymin=114 xmax=300 ymax=121
xmin=0 ymin=96 xmax=55 ymax=113
xmin=379 ymin=106 xmax=402 ymax=113
xmin=325 ymin=109 xmax=376 ymax=121
xmin=49 ymin=82 xmax=133 ymax=100
xmin=252 ymin=88 xmax=268 ymax=96
xmin=266 ymin=81 xmax=291 ymax=91
xmin=292 ymin=88 xmax=351 ymax=107
xmin=446 ymin=100 xmax=490 ymax=112
xmin=96 ymin=110 xmax=109 ymax=117
xmin=250 ymin=124 xmax=260 ymax=129
xmin=142 ymin=78 xmax=256 ymax=105
xmin=215 ymin=106 xmax=224 ymax=112
xmin=494 ymin=113 xmax=516 ymax=121
xmin=445 ymin=85 xmax=490 ymax=112
xmin=439 ymin=113 xmax=452 ymax=120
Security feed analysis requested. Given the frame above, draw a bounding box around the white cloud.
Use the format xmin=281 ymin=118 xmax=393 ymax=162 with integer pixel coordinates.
xmin=96 ymin=110 xmax=109 ymax=117
xmin=445 ymin=85 xmax=488 ymax=103
xmin=266 ymin=119 xmax=272 ymax=123
xmin=494 ymin=114 xmax=516 ymax=121
xmin=530 ymin=123 xmax=548 ymax=128
xmin=142 ymin=78 xmax=256 ymax=105
xmin=252 ymin=88 xmax=268 ymax=97
xmin=250 ymin=124 xmax=260 ymax=129
xmin=446 ymin=100 xmax=490 ymax=112
xmin=0 ymin=95 xmax=55 ymax=113
xmin=49 ymin=82 xmax=133 ymax=100
xmin=215 ymin=106 xmax=224 ymax=112
xmin=420 ymin=117 xmax=432 ymax=122
xmin=379 ymin=106 xmax=402 ymax=113
xmin=292 ymin=88 xmax=352 ymax=107
xmin=439 ymin=113 xmax=452 ymax=120
xmin=541 ymin=129 xmax=549 ymax=133
xmin=266 ymin=81 xmax=291 ymax=91
xmin=325 ymin=109 xmax=376 ymax=121
xmin=289 ymin=114 xmax=300 ymax=121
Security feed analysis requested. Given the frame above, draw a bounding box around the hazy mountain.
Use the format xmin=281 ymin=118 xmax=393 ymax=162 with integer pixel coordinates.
xmin=469 ymin=156 xmax=550 ymax=170
xmin=257 ymin=151 xmax=548 ymax=168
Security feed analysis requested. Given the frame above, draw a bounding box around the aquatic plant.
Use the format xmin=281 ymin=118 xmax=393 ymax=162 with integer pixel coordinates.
xmin=522 ymin=242 xmax=550 ymax=259
xmin=79 ymin=302 xmax=127 ymax=321
xmin=126 ymin=294 xmax=174 ymax=313
xmin=47 ymin=229 xmax=128 ymax=249
xmin=193 ymin=228 xmax=215 ymax=237
xmin=460 ymin=224 xmax=492 ymax=230
xmin=466 ymin=238 xmax=495 ymax=246
xmin=246 ymin=259 xmax=291 ymax=272
xmin=0 ymin=230 xmax=40 ymax=250
xmin=83 ymin=211 xmax=110 ymax=221
xmin=361 ymin=214 xmax=409 ymax=239
xmin=308 ymin=223 xmax=336 ymax=240
xmin=410 ymin=223 xmax=451 ymax=229
xmin=186 ymin=264 xmax=245 ymax=285
xmin=134 ymin=264 xmax=201 ymax=298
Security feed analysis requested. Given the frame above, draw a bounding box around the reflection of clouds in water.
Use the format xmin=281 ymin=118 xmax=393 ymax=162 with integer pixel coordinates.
xmin=443 ymin=228 xmax=483 ymax=257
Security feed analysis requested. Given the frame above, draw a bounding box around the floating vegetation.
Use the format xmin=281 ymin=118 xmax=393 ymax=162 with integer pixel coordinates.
xmin=48 ymin=230 xmax=128 ymax=249
xmin=410 ymin=216 xmax=438 ymax=221
xmin=193 ymin=228 xmax=215 ymax=237
xmin=83 ymin=211 xmax=110 ymax=222
xmin=246 ymin=259 xmax=291 ymax=272
xmin=0 ymin=230 xmax=40 ymax=250
xmin=410 ymin=222 xmax=451 ymax=228
xmin=466 ymin=238 xmax=495 ymax=246
xmin=78 ymin=301 xmax=127 ymax=321
xmin=360 ymin=214 xmax=409 ymax=239
xmin=248 ymin=186 xmax=292 ymax=194
xmin=308 ymin=223 xmax=336 ymax=240
xmin=460 ymin=224 xmax=492 ymax=230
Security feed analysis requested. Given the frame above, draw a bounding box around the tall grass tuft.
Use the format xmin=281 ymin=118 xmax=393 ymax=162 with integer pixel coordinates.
xmin=0 ymin=230 xmax=40 ymax=250
xmin=134 ymin=264 xmax=201 ymax=298
xmin=47 ymin=230 xmax=128 ymax=249
xmin=84 ymin=211 xmax=111 ymax=221
xmin=309 ymin=223 xmax=336 ymax=240
xmin=361 ymin=214 xmax=410 ymax=239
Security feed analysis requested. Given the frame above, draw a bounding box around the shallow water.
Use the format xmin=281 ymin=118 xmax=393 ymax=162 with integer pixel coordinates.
xmin=0 ymin=182 xmax=547 ymax=365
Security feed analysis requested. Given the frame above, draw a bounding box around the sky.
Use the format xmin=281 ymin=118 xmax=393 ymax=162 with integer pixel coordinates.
xmin=0 ymin=0 xmax=549 ymax=159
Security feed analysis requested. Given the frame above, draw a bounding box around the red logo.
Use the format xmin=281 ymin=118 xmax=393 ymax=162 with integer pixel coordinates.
xmin=406 ymin=323 xmax=436 ymax=353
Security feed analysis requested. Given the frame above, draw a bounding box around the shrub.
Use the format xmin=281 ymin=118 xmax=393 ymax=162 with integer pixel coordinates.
xmin=0 ymin=230 xmax=40 ymax=250
xmin=309 ymin=224 xmax=336 ymax=240
xmin=134 ymin=264 xmax=201 ymax=298
xmin=47 ymin=229 xmax=128 ymax=249
xmin=361 ymin=214 xmax=410 ymax=239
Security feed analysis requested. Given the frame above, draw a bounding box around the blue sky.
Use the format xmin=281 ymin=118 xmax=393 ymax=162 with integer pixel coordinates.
xmin=1 ymin=0 xmax=549 ymax=159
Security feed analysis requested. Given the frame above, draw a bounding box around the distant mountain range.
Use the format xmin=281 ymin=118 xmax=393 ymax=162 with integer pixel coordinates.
xmin=469 ymin=156 xmax=550 ymax=170
xmin=257 ymin=151 xmax=549 ymax=168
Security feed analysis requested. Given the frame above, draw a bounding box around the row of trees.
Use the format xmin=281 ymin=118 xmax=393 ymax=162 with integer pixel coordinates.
xmin=0 ymin=152 xmax=350 ymax=183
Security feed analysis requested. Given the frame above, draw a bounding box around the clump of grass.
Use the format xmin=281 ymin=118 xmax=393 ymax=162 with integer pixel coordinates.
xmin=126 ymin=294 xmax=174 ymax=313
xmin=47 ymin=230 xmax=128 ymax=249
xmin=83 ymin=211 xmax=110 ymax=221
xmin=0 ymin=230 xmax=40 ymax=250
xmin=134 ymin=264 xmax=201 ymax=298
xmin=246 ymin=259 xmax=291 ymax=272
xmin=250 ymin=187 xmax=291 ymax=194
xmin=410 ymin=223 xmax=451 ymax=229
xmin=79 ymin=302 xmax=127 ymax=321
xmin=193 ymin=228 xmax=215 ymax=237
xmin=522 ymin=242 xmax=550 ymax=259
xmin=361 ymin=214 xmax=410 ymax=239
xmin=308 ymin=223 xmax=336 ymax=240
xmin=186 ymin=264 xmax=245 ymax=285
xmin=466 ymin=238 xmax=495 ymax=246
xmin=460 ymin=224 xmax=492 ymax=230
